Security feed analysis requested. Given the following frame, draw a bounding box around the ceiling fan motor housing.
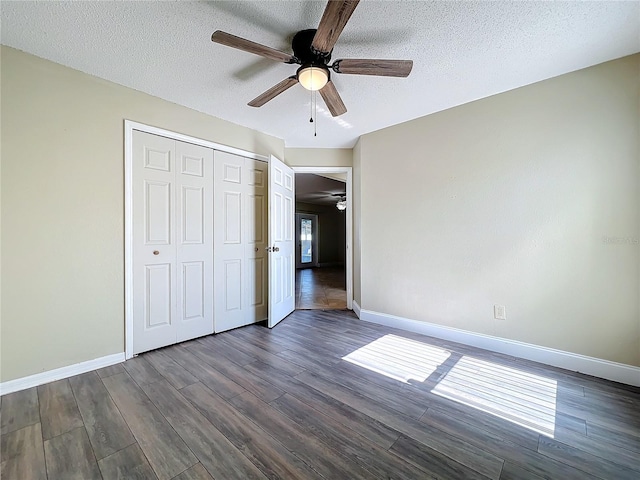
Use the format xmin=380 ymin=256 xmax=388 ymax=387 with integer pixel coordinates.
xmin=293 ymin=29 xmax=332 ymax=65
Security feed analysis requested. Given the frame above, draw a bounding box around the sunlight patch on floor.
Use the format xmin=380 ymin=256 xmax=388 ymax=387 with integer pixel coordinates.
xmin=342 ymin=334 xmax=450 ymax=383
xmin=432 ymin=356 xmax=557 ymax=437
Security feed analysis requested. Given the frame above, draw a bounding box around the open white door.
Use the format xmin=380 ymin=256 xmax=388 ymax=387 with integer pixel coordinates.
xmin=268 ymin=155 xmax=295 ymax=328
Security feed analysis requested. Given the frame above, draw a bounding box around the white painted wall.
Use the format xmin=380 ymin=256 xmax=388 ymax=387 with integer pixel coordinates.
xmin=357 ymin=54 xmax=640 ymax=367
xmin=1 ymin=46 xmax=285 ymax=382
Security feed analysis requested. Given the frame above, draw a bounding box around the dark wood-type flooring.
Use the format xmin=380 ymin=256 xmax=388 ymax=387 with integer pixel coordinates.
xmin=2 ymin=310 xmax=639 ymax=479
xmin=296 ymin=267 xmax=346 ymax=309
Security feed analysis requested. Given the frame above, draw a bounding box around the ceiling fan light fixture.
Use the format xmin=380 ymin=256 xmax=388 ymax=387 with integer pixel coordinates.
xmin=336 ymin=198 xmax=347 ymax=211
xmin=298 ymin=66 xmax=329 ymax=91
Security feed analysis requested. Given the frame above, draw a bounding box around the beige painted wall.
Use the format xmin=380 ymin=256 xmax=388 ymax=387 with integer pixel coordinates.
xmin=285 ymin=147 xmax=353 ymax=167
xmin=1 ymin=47 xmax=285 ymax=382
xmin=358 ymin=54 xmax=640 ymax=367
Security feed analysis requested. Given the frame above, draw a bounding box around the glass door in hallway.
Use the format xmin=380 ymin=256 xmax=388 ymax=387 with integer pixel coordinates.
xmin=295 ymin=213 xmax=318 ymax=269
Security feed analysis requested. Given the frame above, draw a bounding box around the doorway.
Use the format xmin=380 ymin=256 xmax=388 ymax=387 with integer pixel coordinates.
xmin=293 ymin=169 xmax=352 ymax=310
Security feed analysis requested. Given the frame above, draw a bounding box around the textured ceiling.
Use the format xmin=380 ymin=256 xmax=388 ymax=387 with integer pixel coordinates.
xmin=296 ymin=173 xmax=346 ymax=205
xmin=2 ymin=1 xmax=639 ymax=148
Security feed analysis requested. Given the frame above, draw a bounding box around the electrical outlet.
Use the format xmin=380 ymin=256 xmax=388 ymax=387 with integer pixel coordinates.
xmin=494 ymin=305 xmax=506 ymax=320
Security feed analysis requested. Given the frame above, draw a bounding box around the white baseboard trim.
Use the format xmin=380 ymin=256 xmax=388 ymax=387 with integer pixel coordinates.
xmin=0 ymin=352 xmax=126 ymax=396
xmin=353 ymin=300 xmax=361 ymax=318
xmin=358 ymin=308 xmax=640 ymax=387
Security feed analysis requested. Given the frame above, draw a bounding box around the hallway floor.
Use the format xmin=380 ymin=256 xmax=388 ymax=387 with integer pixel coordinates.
xmin=295 ymin=267 xmax=346 ymax=310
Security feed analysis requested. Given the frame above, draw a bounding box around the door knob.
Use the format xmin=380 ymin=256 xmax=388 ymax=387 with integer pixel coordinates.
xmin=153 ymin=251 xmax=160 ymax=255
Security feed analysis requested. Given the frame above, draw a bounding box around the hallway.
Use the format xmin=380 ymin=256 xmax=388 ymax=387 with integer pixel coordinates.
xmin=295 ymin=267 xmax=346 ymax=310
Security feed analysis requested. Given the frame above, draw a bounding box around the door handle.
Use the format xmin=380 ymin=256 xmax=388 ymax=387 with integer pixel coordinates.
xmin=266 ymin=245 xmax=280 ymax=253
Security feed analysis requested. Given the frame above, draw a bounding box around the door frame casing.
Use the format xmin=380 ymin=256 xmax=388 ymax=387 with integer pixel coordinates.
xmin=124 ymin=120 xmax=268 ymax=360
xmin=292 ymin=166 xmax=353 ymax=310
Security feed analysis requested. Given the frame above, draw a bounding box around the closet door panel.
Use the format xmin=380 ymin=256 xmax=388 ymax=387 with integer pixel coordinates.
xmin=214 ymin=151 xmax=246 ymax=332
xmin=176 ymin=140 xmax=214 ymax=342
xmin=245 ymin=159 xmax=268 ymax=322
xmin=133 ymin=131 xmax=178 ymax=354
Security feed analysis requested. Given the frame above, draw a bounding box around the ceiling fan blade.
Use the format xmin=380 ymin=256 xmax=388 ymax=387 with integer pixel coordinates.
xmin=212 ymin=30 xmax=295 ymax=63
xmin=312 ymin=0 xmax=360 ymax=54
xmin=248 ymin=76 xmax=298 ymax=107
xmin=319 ymin=81 xmax=347 ymax=117
xmin=333 ymin=59 xmax=413 ymax=77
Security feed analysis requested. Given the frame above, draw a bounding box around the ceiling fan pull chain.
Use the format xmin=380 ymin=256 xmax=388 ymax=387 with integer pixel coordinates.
xmin=314 ymin=90 xmax=317 ymax=137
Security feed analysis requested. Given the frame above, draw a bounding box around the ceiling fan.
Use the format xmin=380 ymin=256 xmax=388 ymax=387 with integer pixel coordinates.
xmin=211 ymin=0 xmax=413 ymax=117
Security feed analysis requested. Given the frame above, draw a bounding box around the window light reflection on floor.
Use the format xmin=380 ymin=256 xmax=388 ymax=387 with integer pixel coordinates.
xmin=341 ymin=334 xmax=451 ymax=383
xmin=432 ymin=356 xmax=557 ymax=437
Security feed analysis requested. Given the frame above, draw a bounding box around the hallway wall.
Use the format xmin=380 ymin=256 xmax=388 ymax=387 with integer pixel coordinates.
xmin=295 ymin=202 xmax=346 ymax=267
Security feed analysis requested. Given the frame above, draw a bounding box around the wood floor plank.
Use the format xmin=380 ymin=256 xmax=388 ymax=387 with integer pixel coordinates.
xmin=43 ymin=426 xmax=101 ymax=480
xmin=69 ymin=371 xmax=136 ymax=459
xmin=558 ymin=386 xmax=640 ymax=421
xmin=188 ymin=342 xmax=284 ymax=402
xmin=96 ymin=363 xmax=125 ymax=378
xmin=270 ymin=324 xmax=353 ymax=356
xmin=275 ymin=347 xmax=341 ymax=371
xmin=423 ymin=401 xmax=540 ymax=451
xmin=144 ymin=349 xmax=198 ymax=389
xmin=180 ymin=382 xmax=325 ymax=480
xmin=499 ymin=462 xmax=545 ymax=480
xmin=197 ymin=335 xmax=256 ymax=366
xmin=37 ymin=378 xmax=84 ymax=440
xmin=0 ymin=423 xmax=47 ymax=480
xmin=390 ymin=434 xmax=491 ymax=480
xmin=172 ymin=463 xmax=214 ymax=480
xmin=295 ymin=369 xmax=504 ymax=479
xmin=219 ymin=332 xmax=306 ymax=376
xmin=586 ymin=422 xmax=640 ymax=453
xmin=98 ymin=443 xmax=157 ymax=480
xmin=122 ymin=356 xmax=164 ymax=386
xmin=244 ymin=360 xmax=401 ymax=449
xmin=309 ymin=361 xmax=429 ymax=419
xmin=271 ymin=392 xmax=434 ymax=480
xmin=551 ymin=426 xmax=640 ymax=472
xmin=229 ymin=390 xmax=376 ymax=480
xmin=227 ymin=327 xmax=289 ymax=354
xmin=1 ymin=387 xmax=39 ymax=435
xmin=141 ymin=380 xmax=267 ymax=480
xmin=554 ymin=412 xmax=587 ymax=437
xmin=582 ymin=381 xmax=640 ymax=403
xmin=163 ymin=344 xmax=246 ymax=398
xmin=537 ymin=435 xmax=640 ymax=479
xmin=102 ymin=372 xmax=198 ymax=480
xmin=421 ymin=406 xmax=600 ymax=480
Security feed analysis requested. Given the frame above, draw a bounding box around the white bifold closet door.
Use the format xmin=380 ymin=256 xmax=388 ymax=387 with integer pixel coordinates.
xmin=214 ymin=151 xmax=268 ymax=333
xmin=132 ymin=131 xmax=213 ymax=354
